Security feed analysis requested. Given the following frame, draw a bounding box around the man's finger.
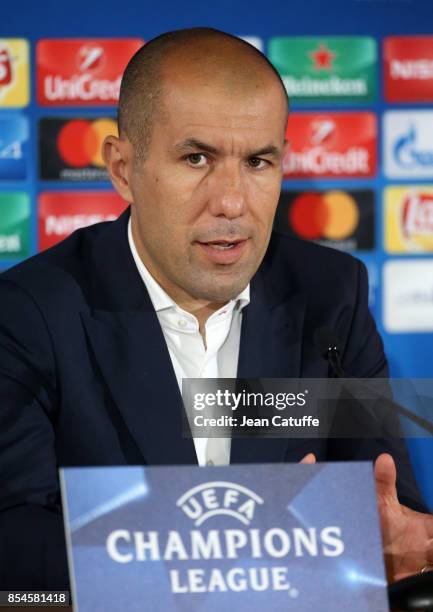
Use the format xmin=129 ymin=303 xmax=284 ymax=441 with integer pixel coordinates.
xmin=300 ymin=453 xmax=316 ymax=464
xmin=374 ymin=453 xmax=398 ymax=499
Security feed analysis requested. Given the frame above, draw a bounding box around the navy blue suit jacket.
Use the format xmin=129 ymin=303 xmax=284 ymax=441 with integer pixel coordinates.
xmin=0 ymin=208 xmax=424 ymax=589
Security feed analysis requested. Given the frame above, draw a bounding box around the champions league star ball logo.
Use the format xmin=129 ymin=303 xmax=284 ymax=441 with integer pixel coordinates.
xmin=106 ymin=480 xmax=345 ymax=597
xmin=176 ymin=481 xmax=263 ymax=526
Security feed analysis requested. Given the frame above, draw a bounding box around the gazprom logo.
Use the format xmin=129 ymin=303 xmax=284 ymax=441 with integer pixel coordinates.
xmin=176 ymin=482 xmax=264 ymax=526
xmin=385 ymin=111 xmax=433 ymax=178
xmin=393 ymin=124 xmax=433 ymax=169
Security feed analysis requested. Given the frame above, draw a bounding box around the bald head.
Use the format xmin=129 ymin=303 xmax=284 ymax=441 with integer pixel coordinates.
xmin=118 ymin=28 xmax=289 ymax=159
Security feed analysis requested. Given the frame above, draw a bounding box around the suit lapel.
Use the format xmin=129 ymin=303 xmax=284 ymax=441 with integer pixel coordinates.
xmin=81 ymin=210 xmax=197 ymax=465
xmin=231 ymin=259 xmax=307 ymax=464
xmin=81 ymin=309 xmax=197 ymax=465
xmin=237 ymin=284 xmax=306 ymax=380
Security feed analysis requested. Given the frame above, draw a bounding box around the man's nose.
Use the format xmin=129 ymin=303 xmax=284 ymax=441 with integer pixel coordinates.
xmin=207 ymin=163 xmax=247 ymax=219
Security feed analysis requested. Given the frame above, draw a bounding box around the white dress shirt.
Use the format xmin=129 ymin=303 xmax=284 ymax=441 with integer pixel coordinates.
xmin=127 ymin=219 xmax=250 ymax=466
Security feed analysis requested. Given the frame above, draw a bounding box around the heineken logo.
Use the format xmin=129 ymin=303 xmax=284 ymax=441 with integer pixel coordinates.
xmin=0 ymin=192 xmax=30 ymax=260
xmin=309 ymin=43 xmax=336 ymax=71
xmin=269 ymin=36 xmax=376 ymax=104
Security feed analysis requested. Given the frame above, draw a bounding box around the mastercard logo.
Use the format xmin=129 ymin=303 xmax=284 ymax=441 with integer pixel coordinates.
xmin=289 ymin=191 xmax=360 ymax=240
xmin=57 ymin=118 xmax=116 ymax=168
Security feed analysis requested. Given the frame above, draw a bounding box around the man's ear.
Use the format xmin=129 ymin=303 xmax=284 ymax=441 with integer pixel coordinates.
xmin=102 ymin=135 xmax=134 ymax=203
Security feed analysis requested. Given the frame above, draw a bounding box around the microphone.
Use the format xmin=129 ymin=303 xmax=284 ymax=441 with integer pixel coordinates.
xmin=389 ymin=572 xmax=433 ymax=610
xmin=314 ymin=326 xmax=433 ymax=436
xmin=314 ymin=327 xmax=346 ymax=378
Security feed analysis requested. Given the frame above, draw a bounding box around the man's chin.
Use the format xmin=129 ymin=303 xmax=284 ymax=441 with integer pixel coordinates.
xmin=188 ymin=279 xmax=249 ymax=304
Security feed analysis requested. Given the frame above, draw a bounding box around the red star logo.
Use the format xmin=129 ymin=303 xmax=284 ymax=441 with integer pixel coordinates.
xmin=309 ymin=43 xmax=337 ymax=71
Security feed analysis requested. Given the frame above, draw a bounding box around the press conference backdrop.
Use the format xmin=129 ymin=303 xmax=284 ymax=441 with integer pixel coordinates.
xmin=1 ymin=0 xmax=432 ymax=506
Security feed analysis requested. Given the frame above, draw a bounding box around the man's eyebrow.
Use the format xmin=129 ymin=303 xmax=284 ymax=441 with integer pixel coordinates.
xmin=174 ymin=139 xmax=282 ymax=158
xmin=174 ymin=139 xmax=220 ymax=155
xmin=249 ymin=145 xmax=281 ymax=158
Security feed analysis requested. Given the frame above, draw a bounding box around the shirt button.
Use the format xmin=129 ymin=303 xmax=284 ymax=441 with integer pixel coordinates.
xmin=178 ymin=319 xmax=187 ymax=328
xmin=206 ymin=460 xmax=214 ymax=466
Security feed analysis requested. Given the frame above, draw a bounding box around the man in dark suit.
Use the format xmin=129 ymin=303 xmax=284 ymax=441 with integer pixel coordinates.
xmin=0 ymin=28 xmax=432 ymax=590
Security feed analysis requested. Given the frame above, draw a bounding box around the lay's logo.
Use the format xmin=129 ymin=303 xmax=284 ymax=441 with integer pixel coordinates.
xmin=385 ymin=186 xmax=433 ymax=253
xmin=0 ymin=39 xmax=29 ymax=107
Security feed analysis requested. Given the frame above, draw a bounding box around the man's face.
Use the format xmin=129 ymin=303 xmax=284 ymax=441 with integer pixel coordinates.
xmin=128 ymin=74 xmax=287 ymax=306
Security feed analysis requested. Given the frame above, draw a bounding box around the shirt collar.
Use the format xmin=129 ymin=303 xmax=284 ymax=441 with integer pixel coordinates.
xmin=127 ymin=218 xmax=250 ymax=314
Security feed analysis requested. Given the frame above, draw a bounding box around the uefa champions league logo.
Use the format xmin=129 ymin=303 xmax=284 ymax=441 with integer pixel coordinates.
xmin=176 ymin=481 xmax=264 ymax=526
xmin=105 ymin=476 xmax=345 ymax=598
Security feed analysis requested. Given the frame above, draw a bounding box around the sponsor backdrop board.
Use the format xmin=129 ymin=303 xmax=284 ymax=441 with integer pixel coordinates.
xmin=1 ymin=0 xmax=433 ymax=506
xmin=275 ymin=189 xmax=375 ymax=252
xmin=36 ymin=39 xmax=143 ymax=106
xmin=269 ymin=37 xmax=376 ymax=104
xmin=283 ymin=112 xmax=377 ymax=179
xmin=0 ymin=114 xmax=29 ymax=179
xmin=38 ymin=191 xmax=127 ymax=250
xmin=61 ymin=464 xmax=388 ymax=612
xmin=39 ymin=117 xmax=117 ymax=181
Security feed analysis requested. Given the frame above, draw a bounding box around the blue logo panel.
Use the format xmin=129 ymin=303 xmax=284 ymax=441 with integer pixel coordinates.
xmin=0 ymin=114 xmax=28 ymax=180
xmin=61 ymin=464 xmax=388 ymax=612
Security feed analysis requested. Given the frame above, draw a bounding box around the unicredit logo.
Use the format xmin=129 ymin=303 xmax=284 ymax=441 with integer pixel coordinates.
xmin=310 ymin=119 xmax=335 ymax=145
xmin=283 ymin=147 xmax=369 ymax=175
xmin=37 ymin=39 xmax=143 ymax=106
xmin=78 ymin=44 xmax=104 ymax=72
xmin=44 ymin=73 xmax=120 ymax=102
xmin=284 ymin=112 xmax=376 ymax=178
xmin=394 ymin=125 xmax=433 ymax=169
xmin=45 ymin=43 xmax=115 ymax=101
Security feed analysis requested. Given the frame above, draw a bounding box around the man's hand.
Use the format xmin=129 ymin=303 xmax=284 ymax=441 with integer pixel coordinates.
xmin=375 ymin=453 xmax=433 ymax=583
xmin=300 ymin=453 xmax=316 ymax=464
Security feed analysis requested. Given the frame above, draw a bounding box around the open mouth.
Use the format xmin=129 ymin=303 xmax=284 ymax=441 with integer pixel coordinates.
xmin=201 ymin=240 xmax=239 ymax=250
xmin=196 ymin=238 xmax=248 ymax=263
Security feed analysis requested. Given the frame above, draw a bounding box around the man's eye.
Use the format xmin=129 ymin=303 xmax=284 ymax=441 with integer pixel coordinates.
xmin=186 ymin=153 xmax=207 ymax=167
xmin=248 ymin=157 xmax=268 ymax=169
